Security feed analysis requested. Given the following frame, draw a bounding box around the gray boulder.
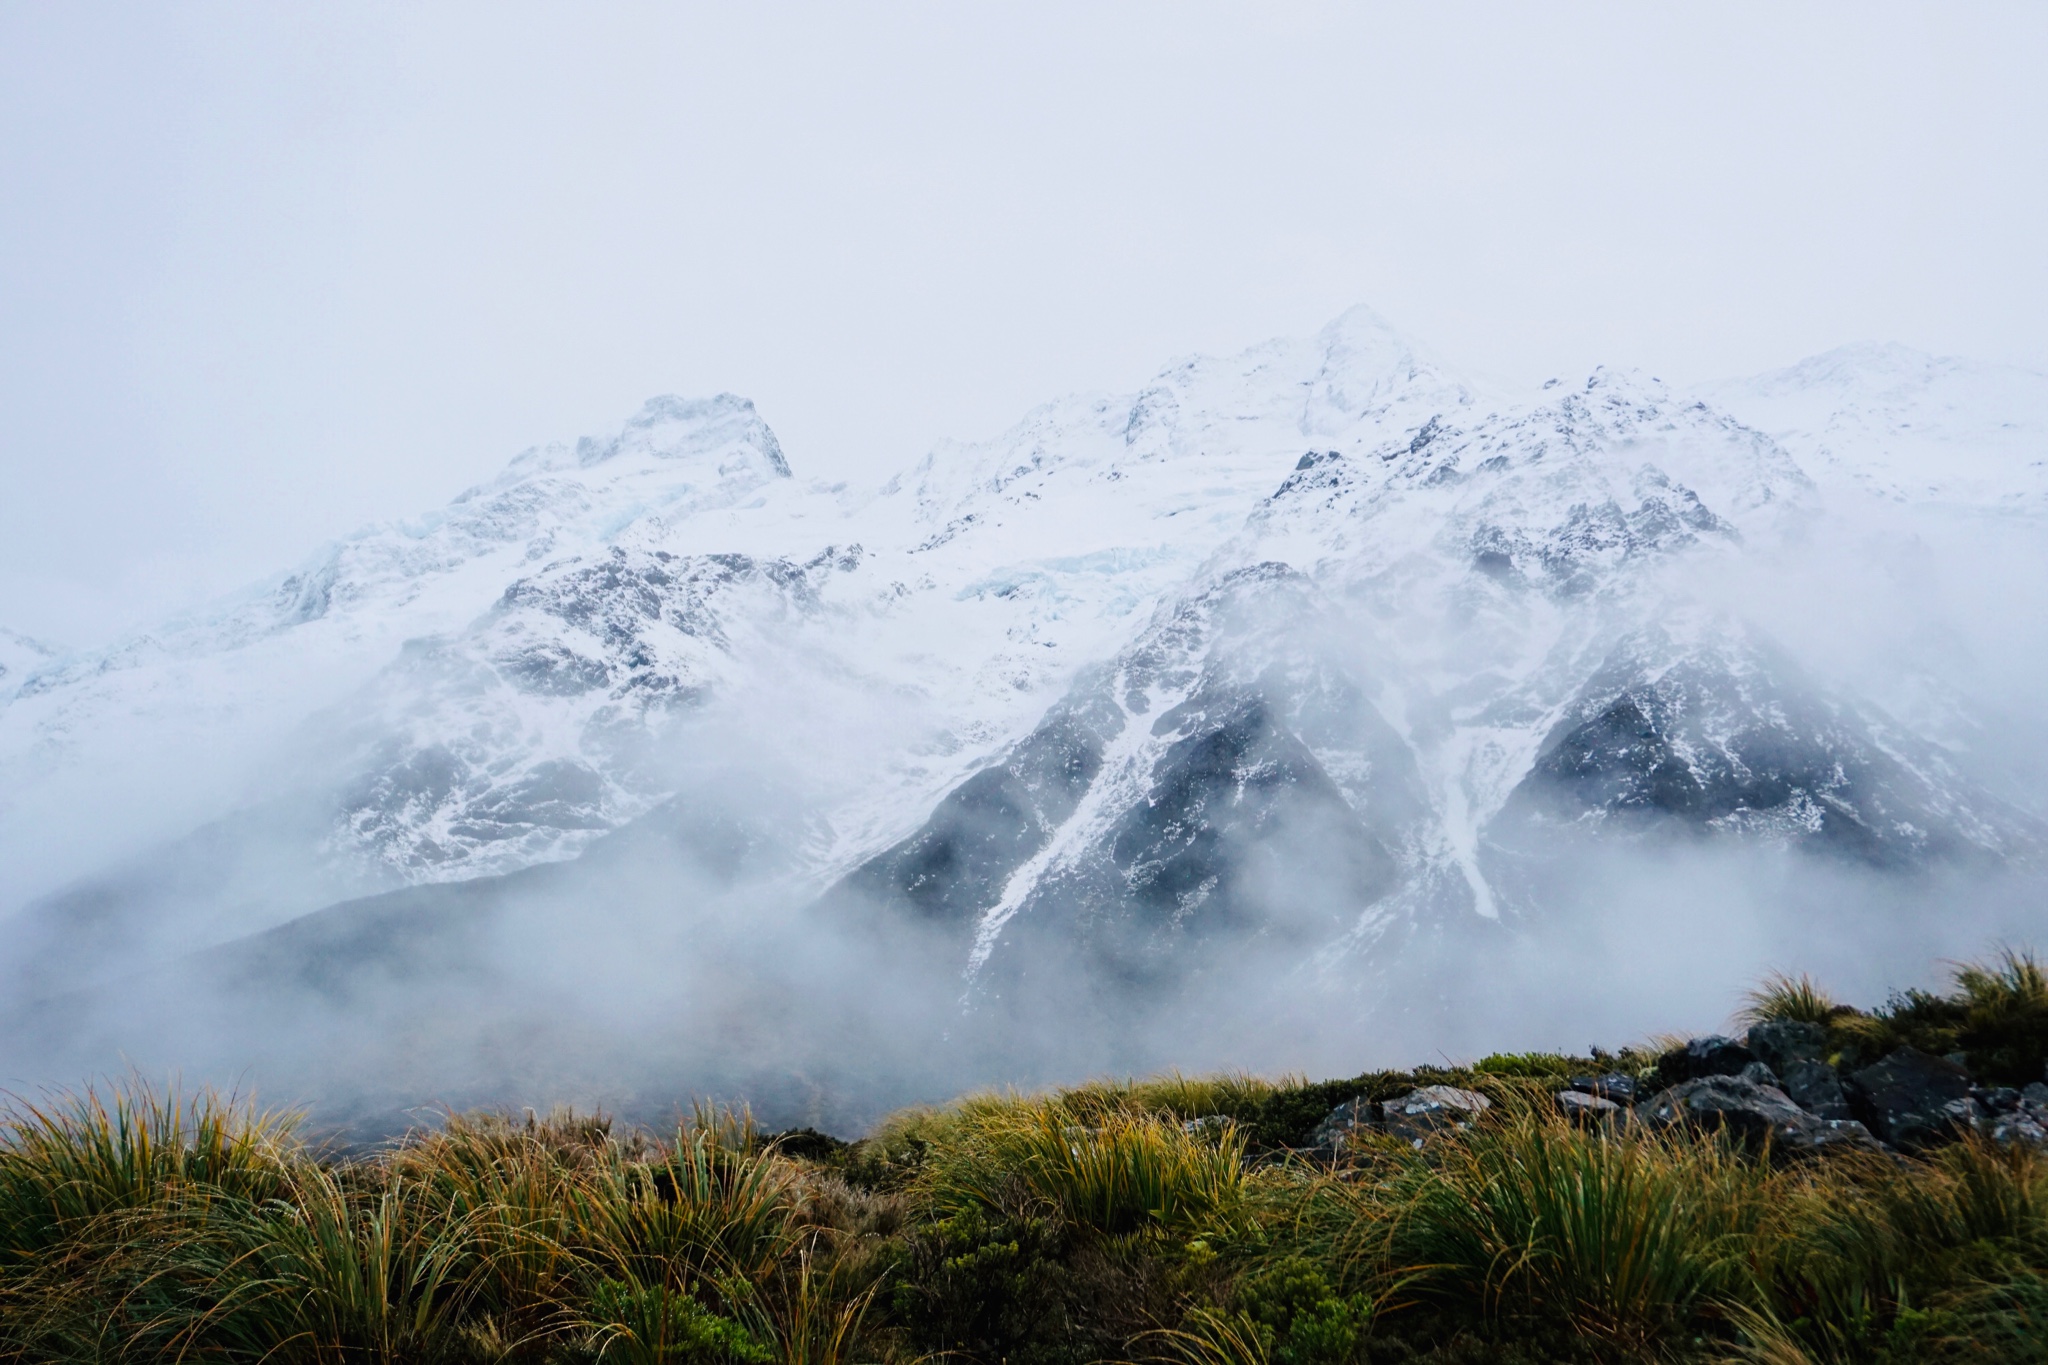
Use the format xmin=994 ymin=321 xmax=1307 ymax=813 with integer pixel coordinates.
xmin=1656 ymin=1035 xmax=1756 ymax=1087
xmin=1634 ymin=1076 xmax=1877 ymax=1156
xmin=1383 ymin=1086 xmax=1491 ymax=1145
xmin=1306 ymin=1098 xmax=1377 ymax=1154
xmin=1846 ymin=1048 xmax=1973 ymax=1151
xmin=1568 ymin=1072 xmax=1639 ymax=1104
xmin=1557 ymin=1089 xmax=1622 ymax=1125
xmin=1986 ymin=1106 xmax=2048 ymax=1149
xmin=1983 ymin=1084 xmax=2048 ymax=1148
xmin=1747 ymin=1019 xmax=1828 ymax=1076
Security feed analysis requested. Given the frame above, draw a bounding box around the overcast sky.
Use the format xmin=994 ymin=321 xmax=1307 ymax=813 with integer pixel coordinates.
xmin=3 ymin=2 xmax=2044 ymax=647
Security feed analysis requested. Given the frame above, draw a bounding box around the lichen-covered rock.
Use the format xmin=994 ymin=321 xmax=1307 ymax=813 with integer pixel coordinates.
xmin=1846 ymin=1048 xmax=1974 ymax=1151
xmin=1986 ymin=1108 xmax=2048 ymax=1148
xmin=1306 ymin=1098 xmax=1377 ymax=1153
xmin=1656 ymin=1035 xmax=1756 ymax=1087
xmin=1382 ymin=1086 xmax=1491 ymax=1144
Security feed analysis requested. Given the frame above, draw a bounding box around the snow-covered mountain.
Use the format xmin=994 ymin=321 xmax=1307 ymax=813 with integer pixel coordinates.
xmin=2 ymin=308 xmax=1485 ymax=977
xmin=4 ymin=309 xmax=2044 ymax=1110
xmin=0 ymin=628 xmax=58 ymax=699
xmin=1706 ymin=343 xmax=2048 ymax=513
xmin=829 ymin=366 xmax=2040 ymax=1015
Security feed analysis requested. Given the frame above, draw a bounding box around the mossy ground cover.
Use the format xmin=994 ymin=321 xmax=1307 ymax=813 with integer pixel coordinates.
xmin=3 ymin=953 xmax=2047 ymax=1363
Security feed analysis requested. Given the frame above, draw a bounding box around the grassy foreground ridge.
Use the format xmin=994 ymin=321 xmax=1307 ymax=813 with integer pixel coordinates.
xmin=4 ymin=952 xmax=2048 ymax=1363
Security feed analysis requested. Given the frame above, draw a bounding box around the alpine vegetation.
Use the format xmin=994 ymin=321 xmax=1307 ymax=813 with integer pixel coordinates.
xmin=5 ymin=952 xmax=2048 ymax=1363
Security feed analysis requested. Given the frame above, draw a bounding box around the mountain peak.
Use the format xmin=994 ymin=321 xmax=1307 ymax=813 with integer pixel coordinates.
xmin=576 ymin=393 xmax=791 ymax=477
xmin=1315 ymin=302 xmax=1409 ymax=354
xmin=480 ymin=392 xmax=791 ymax=498
xmin=1302 ymin=304 xmax=1475 ymax=437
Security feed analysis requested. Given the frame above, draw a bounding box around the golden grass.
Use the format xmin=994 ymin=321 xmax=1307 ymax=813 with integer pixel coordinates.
xmin=4 ymin=952 xmax=2046 ymax=1364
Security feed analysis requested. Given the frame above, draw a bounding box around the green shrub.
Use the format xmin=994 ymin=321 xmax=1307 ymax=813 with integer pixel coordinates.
xmin=1812 ymin=950 xmax=2048 ymax=1083
xmin=1470 ymin=1052 xmax=1580 ymax=1080
xmin=890 ymin=1209 xmax=1102 ymax=1365
xmin=1232 ymin=1256 xmax=1374 ymax=1365
xmin=586 ymin=1277 xmax=772 ymax=1365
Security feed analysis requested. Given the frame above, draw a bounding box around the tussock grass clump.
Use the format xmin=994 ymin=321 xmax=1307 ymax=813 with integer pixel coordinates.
xmin=920 ymin=1094 xmax=1247 ymax=1237
xmin=1468 ymin=1051 xmax=1580 ymax=1079
xmin=0 ymin=1078 xmax=298 ymax=1259
xmin=1742 ymin=1136 xmax=2048 ymax=1361
xmin=1739 ymin=972 xmax=1848 ymax=1028
xmin=1312 ymin=1110 xmax=1770 ymax=1350
xmin=583 ymin=1106 xmax=804 ymax=1286
xmin=1953 ymin=947 xmax=2048 ymax=1085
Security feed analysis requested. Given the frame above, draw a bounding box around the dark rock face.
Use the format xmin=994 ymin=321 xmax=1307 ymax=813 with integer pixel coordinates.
xmin=1656 ymin=1035 xmax=1757 ymax=1088
xmin=1742 ymin=1021 xmax=1852 ymax=1119
xmin=492 ymin=549 xmax=825 ymax=695
xmin=335 ymin=544 xmax=862 ymax=880
xmin=1738 ymin=1061 xmax=1781 ymax=1087
xmin=1747 ymin=1020 xmax=1829 ymax=1075
xmin=809 ymin=563 xmax=1473 ymax=1073
xmin=1489 ymin=629 xmax=2038 ymax=869
xmin=1779 ymin=1058 xmax=1853 ymax=1122
xmin=1634 ymin=1077 xmax=1876 ymax=1155
xmin=988 ymin=686 xmax=1398 ymax=991
xmin=1846 ymin=1048 xmax=1974 ymax=1150
xmin=824 ymin=702 xmax=1112 ymax=934
xmin=832 ymin=565 xmax=1421 ymax=1016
